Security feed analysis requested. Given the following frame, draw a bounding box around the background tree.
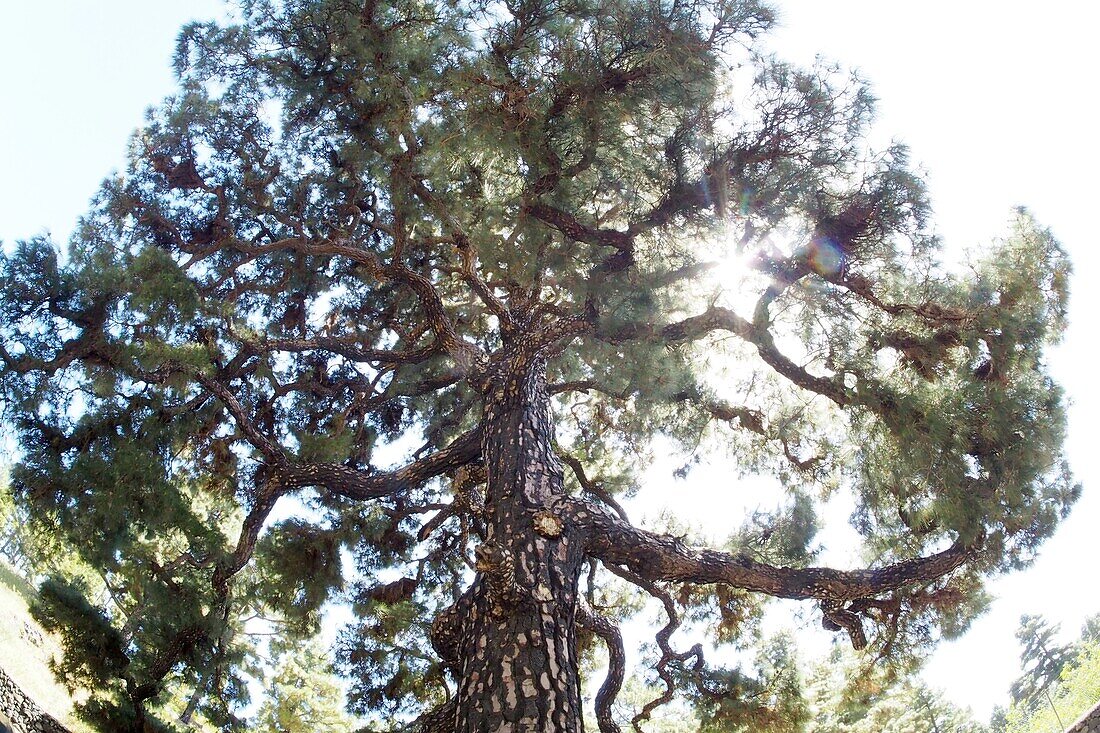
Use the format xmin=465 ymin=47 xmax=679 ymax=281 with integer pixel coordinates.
xmin=0 ymin=0 xmax=1077 ymax=730
xmin=0 ymin=467 xmax=26 ymax=573
xmin=1010 ymin=614 xmax=1076 ymax=727
xmin=1080 ymin=613 xmax=1100 ymax=646
xmin=255 ymin=638 xmax=355 ymax=733
xmin=0 ymin=468 xmax=101 ymax=591
xmin=1002 ymin=616 xmax=1100 ymax=733
xmin=806 ymin=644 xmax=986 ymax=733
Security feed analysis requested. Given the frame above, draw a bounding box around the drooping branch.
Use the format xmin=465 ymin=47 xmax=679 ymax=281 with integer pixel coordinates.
xmin=576 ymin=600 xmax=625 ymax=733
xmin=212 ymin=475 xmax=287 ymax=594
xmin=115 ymin=471 xmax=289 ymax=725
xmin=597 ymin=302 xmax=850 ymax=406
xmin=193 ymin=373 xmax=287 ymax=461
xmin=602 ymin=563 xmax=703 ymax=732
xmin=125 ymin=623 xmax=208 ymax=715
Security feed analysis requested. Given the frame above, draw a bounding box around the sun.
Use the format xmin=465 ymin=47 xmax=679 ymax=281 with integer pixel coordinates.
xmin=702 ymin=221 xmax=801 ymax=310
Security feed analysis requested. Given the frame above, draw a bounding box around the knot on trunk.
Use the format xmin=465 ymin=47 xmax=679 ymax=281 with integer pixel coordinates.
xmin=475 ymin=543 xmax=522 ymax=614
xmin=532 ymin=509 xmax=564 ymax=537
xmin=452 ymin=463 xmax=487 ymax=492
xmin=430 ymin=591 xmax=473 ymax=670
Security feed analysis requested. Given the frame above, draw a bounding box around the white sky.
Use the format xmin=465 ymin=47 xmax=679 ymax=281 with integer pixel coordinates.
xmin=1 ymin=0 xmax=1097 ymax=723
xmin=763 ymin=2 xmax=1100 ymax=719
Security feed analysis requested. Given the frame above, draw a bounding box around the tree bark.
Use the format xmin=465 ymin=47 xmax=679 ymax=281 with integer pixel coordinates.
xmin=436 ymin=357 xmax=587 ymax=732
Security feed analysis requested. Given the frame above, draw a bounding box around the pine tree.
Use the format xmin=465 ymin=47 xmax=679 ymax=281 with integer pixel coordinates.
xmin=0 ymin=468 xmax=23 ymax=572
xmin=1010 ymin=615 xmax=1076 ymax=727
xmin=1080 ymin=613 xmax=1100 ymax=646
xmin=255 ymin=638 xmax=356 ymax=733
xmin=806 ymin=645 xmax=987 ymax=733
xmin=0 ymin=0 xmax=1077 ymax=730
xmin=1002 ymin=617 xmax=1100 ymax=733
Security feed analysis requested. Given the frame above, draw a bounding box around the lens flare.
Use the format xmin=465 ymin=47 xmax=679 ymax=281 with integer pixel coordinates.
xmin=807 ymin=236 xmax=844 ymax=277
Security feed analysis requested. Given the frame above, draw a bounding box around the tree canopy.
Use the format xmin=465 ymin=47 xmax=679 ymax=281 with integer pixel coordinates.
xmin=0 ymin=0 xmax=1077 ymax=730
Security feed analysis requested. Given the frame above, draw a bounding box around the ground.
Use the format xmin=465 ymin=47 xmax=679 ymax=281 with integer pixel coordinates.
xmin=0 ymin=563 xmax=90 ymax=733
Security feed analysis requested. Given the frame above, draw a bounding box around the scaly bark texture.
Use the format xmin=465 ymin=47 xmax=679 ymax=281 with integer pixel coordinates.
xmin=446 ymin=358 xmax=585 ymax=731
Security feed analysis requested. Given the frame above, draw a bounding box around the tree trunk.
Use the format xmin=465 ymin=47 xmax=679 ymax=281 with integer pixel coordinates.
xmin=436 ymin=357 xmax=587 ymax=732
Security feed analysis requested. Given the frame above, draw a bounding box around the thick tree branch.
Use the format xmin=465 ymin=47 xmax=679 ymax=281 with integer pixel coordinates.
xmin=283 ymin=426 xmax=483 ymax=500
xmin=571 ymin=496 xmax=975 ymax=603
xmin=250 ymin=335 xmax=440 ymax=366
xmin=413 ymin=699 xmax=457 ymax=733
xmin=523 ymin=201 xmax=634 ymax=252
xmin=646 ymin=306 xmax=851 ymax=406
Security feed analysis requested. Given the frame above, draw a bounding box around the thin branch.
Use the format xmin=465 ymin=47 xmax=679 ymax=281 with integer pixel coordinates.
xmin=576 ymin=600 xmax=625 ymax=733
xmin=194 ymin=373 xmax=286 ymax=460
xmin=559 ymin=452 xmax=629 ymax=522
xmin=602 ymin=563 xmax=703 ymax=732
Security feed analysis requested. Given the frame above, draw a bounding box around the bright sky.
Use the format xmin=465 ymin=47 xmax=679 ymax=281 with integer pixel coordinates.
xmin=762 ymin=2 xmax=1100 ymax=719
xmin=1 ymin=0 xmax=1098 ymax=723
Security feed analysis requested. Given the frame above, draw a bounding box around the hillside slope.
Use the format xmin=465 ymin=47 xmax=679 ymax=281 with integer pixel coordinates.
xmin=0 ymin=563 xmax=90 ymax=733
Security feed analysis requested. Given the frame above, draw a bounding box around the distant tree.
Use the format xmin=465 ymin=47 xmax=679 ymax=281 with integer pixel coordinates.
xmin=255 ymin=639 xmax=355 ymax=733
xmin=0 ymin=0 xmax=1077 ymax=730
xmin=1080 ymin=614 xmax=1100 ymax=646
xmin=1006 ymin=641 xmax=1100 ymax=733
xmin=0 ymin=467 xmax=24 ymax=572
xmin=989 ymin=704 xmax=1009 ymax=733
xmin=1010 ymin=614 xmax=1076 ymax=726
xmin=859 ymin=683 xmax=986 ymax=733
xmin=806 ymin=645 xmax=986 ymax=733
xmin=0 ymin=467 xmax=97 ymax=588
